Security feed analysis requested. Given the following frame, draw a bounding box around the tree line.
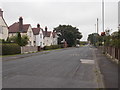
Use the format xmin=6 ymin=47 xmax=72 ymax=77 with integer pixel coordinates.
xmin=1 ymin=25 xmax=83 ymax=47
xmin=87 ymin=28 xmax=120 ymax=48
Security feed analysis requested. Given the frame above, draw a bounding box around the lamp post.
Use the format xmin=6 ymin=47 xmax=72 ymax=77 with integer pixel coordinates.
xmin=102 ymin=0 xmax=105 ymax=52
xmin=102 ymin=0 xmax=104 ymax=32
xmin=97 ymin=18 xmax=99 ymax=34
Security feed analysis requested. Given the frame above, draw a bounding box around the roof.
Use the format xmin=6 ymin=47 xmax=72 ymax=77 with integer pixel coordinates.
xmin=43 ymin=31 xmax=52 ymax=37
xmin=32 ymin=28 xmax=40 ymax=35
xmin=9 ymin=22 xmax=30 ymax=33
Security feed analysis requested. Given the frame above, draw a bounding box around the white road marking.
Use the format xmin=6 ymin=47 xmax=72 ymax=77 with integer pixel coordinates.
xmin=70 ymin=54 xmax=80 ymax=56
xmin=80 ymin=59 xmax=95 ymax=64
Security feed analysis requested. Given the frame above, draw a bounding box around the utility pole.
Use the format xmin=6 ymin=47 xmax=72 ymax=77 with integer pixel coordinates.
xmin=95 ymin=24 xmax=96 ymax=33
xmin=102 ymin=0 xmax=104 ymax=32
xmin=94 ymin=24 xmax=97 ymax=47
xmin=97 ymin=18 xmax=99 ymax=34
xmin=102 ymin=0 xmax=105 ymax=52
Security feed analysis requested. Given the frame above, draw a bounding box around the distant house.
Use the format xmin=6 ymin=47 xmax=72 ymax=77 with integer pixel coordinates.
xmin=43 ymin=26 xmax=58 ymax=46
xmin=9 ymin=17 xmax=34 ymax=46
xmin=32 ymin=24 xmax=44 ymax=48
xmin=52 ymin=31 xmax=58 ymax=45
xmin=43 ymin=27 xmax=53 ymax=46
xmin=0 ymin=9 xmax=9 ymax=40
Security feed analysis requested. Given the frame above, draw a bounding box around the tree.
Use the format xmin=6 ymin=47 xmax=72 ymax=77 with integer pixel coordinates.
xmin=16 ymin=32 xmax=22 ymax=46
xmin=87 ymin=33 xmax=99 ymax=46
xmin=110 ymin=30 xmax=120 ymax=48
xmin=21 ymin=35 xmax=29 ymax=46
xmin=54 ymin=25 xmax=82 ymax=47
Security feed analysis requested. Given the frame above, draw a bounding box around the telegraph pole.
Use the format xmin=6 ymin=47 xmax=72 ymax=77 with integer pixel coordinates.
xmin=95 ymin=24 xmax=96 ymax=33
xmin=102 ymin=0 xmax=104 ymax=32
xmin=102 ymin=0 xmax=105 ymax=52
xmin=97 ymin=18 xmax=99 ymax=34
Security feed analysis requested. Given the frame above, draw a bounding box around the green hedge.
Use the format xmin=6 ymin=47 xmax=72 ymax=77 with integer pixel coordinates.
xmin=43 ymin=45 xmax=64 ymax=50
xmin=0 ymin=43 xmax=21 ymax=55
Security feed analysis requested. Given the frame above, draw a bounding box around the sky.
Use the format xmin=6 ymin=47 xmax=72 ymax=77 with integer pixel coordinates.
xmin=0 ymin=0 xmax=119 ymax=41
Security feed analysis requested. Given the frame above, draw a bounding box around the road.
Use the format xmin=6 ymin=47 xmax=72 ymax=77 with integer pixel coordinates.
xmin=2 ymin=46 xmax=104 ymax=88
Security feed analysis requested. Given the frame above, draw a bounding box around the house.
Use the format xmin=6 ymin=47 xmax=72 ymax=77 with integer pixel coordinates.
xmin=52 ymin=31 xmax=58 ymax=45
xmin=32 ymin=24 xmax=44 ymax=48
xmin=0 ymin=9 xmax=9 ymax=40
xmin=43 ymin=26 xmax=53 ymax=46
xmin=43 ymin=26 xmax=58 ymax=46
xmin=9 ymin=17 xmax=34 ymax=46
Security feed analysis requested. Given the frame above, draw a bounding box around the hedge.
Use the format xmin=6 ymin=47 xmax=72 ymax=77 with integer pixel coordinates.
xmin=0 ymin=43 xmax=21 ymax=55
xmin=43 ymin=45 xmax=64 ymax=50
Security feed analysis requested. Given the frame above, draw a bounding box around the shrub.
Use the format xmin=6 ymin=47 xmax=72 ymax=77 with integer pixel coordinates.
xmin=43 ymin=46 xmax=52 ymax=50
xmin=51 ymin=45 xmax=60 ymax=49
xmin=59 ymin=44 xmax=64 ymax=48
xmin=1 ymin=43 xmax=21 ymax=55
xmin=43 ymin=45 xmax=63 ymax=50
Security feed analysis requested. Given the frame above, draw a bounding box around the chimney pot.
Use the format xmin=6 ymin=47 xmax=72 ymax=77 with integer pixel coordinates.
xmin=45 ymin=26 xmax=47 ymax=31
xmin=37 ymin=24 xmax=40 ymax=28
xmin=45 ymin=26 xmax=47 ymax=36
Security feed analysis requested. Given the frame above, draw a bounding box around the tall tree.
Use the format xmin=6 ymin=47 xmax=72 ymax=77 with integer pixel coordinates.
xmin=87 ymin=33 xmax=99 ymax=46
xmin=54 ymin=25 xmax=82 ymax=47
xmin=16 ymin=32 xmax=22 ymax=46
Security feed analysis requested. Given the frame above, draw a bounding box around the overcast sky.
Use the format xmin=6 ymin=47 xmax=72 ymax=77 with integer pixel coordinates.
xmin=0 ymin=0 xmax=119 ymax=41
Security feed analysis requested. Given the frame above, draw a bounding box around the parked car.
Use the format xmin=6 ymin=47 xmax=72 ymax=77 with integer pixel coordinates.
xmin=76 ymin=44 xmax=80 ymax=48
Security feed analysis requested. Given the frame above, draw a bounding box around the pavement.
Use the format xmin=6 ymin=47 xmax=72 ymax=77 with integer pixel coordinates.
xmin=2 ymin=46 xmax=118 ymax=88
xmin=95 ymin=48 xmax=118 ymax=88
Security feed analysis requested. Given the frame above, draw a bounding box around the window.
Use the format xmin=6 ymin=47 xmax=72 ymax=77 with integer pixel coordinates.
xmin=40 ymin=34 xmax=42 ymax=38
xmin=40 ymin=42 xmax=42 ymax=46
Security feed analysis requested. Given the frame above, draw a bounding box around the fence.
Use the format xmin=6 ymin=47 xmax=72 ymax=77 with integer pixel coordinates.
xmin=105 ymin=46 xmax=120 ymax=61
xmin=21 ymin=46 xmax=38 ymax=54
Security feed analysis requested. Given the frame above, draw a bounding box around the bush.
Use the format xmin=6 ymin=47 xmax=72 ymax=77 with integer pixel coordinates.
xmin=59 ymin=44 xmax=64 ymax=48
xmin=80 ymin=41 xmax=88 ymax=45
xmin=43 ymin=45 xmax=63 ymax=50
xmin=43 ymin=46 xmax=52 ymax=50
xmin=0 ymin=43 xmax=21 ymax=55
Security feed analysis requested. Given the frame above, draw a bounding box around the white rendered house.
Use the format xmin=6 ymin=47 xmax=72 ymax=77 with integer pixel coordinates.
xmin=0 ymin=9 xmax=8 ymax=40
xmin=32 ymin=24 xmax=44 ymax=48
xmin=43 ymin=27 xmax=58 ymax=46
xmin=9 ymin=17 xmax=34 ymax=46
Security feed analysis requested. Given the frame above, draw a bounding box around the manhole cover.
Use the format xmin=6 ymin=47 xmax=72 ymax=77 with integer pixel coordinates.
xmin=80 ymin=59 xmax=94 ymax=64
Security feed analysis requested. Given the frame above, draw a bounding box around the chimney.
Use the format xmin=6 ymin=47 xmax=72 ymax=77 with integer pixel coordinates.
xmin=37 ymin=24 xmax=40 ymax=28
xmin=45 ymin=26 xmax=47 ymax=32
xmin=19 ymin=17 xmax=23 ymax=32
xmin=0 ymin=9 xmax=3 ymax=17
xmin=45 ymin=26 xmax=47 ymax=36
